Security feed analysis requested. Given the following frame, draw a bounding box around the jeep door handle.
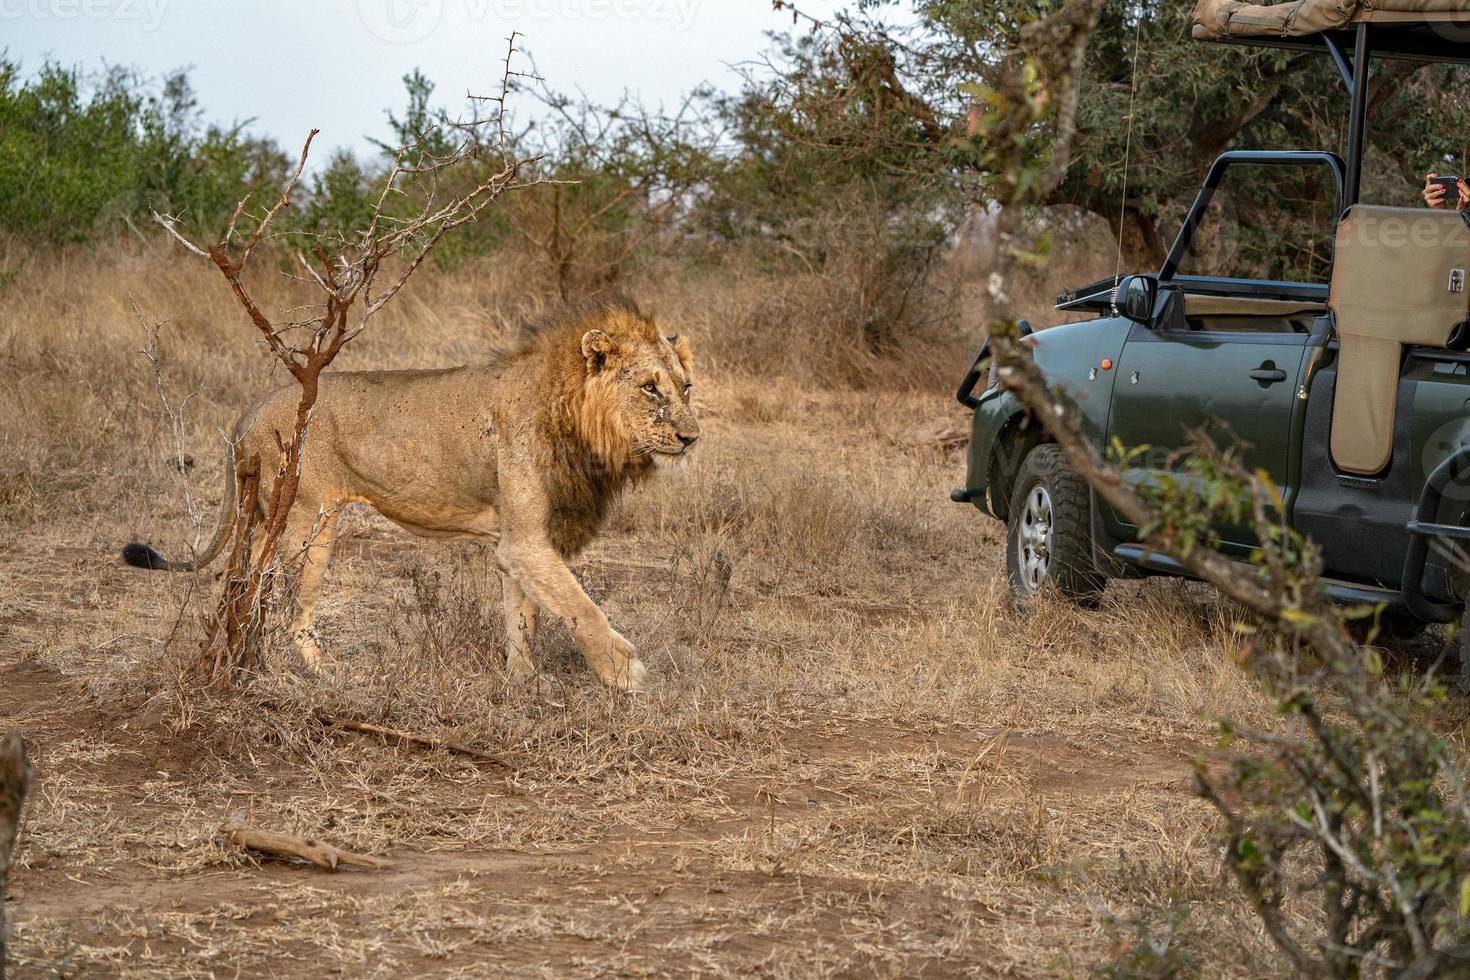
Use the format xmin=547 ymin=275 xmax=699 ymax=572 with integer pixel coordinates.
xmin=1249 ymin=368 xmax=1288 ymax=383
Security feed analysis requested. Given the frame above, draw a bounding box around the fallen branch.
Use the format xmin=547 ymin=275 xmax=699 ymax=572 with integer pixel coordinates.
xmin=219 ymin=817 xmax=392 ymax=871
xmin=315 ymin=713 xmax=518 ymax=770
xmin=1 ymin=734 xmax=34 ymax=980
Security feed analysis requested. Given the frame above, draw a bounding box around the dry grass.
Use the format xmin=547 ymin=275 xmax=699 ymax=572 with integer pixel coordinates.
xmin=0 ymin=243 xmax=1430 ymax=976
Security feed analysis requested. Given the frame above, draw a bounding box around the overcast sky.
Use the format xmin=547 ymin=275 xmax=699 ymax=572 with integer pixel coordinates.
xmin=3 ymin=0 xmax=863 ymax=161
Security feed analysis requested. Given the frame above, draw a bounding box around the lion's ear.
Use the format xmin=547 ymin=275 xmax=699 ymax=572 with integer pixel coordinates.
xmin=671 ymin=334 xmax=693 ymax=375
xmin=581 ymin=329 xmax=617 ymax=372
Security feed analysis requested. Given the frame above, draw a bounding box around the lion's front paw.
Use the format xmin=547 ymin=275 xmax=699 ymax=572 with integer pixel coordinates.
xmin=594 ymin=631 xmax=648 ymax=692
xmin=622 ymin=657 xmax=649 ymax=692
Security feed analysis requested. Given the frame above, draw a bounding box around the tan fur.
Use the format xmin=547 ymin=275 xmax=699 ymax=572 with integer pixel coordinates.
xmin=149 ymin=297 xmax=700 ymax=690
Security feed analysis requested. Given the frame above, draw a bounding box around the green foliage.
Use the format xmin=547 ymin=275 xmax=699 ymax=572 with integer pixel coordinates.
xmin=1101 ymin=903 xmax=1200 ymax=980
xmin=374 ymin=69 xmax=456 ymax=161
xmin=355 ymin=71 xmax=521 ymax=268
xmin=300 ymin=149 xmax=377 ymax=240
xmin=1201 ymin=636 xmax=1470 ymax=976
xmin=1070 ymin=4 xmax=1470 ymax=215
xmin=0 ymin=58 xmax=288 ymax=245
xmin=693 ymin=16 xmax=969 ymax=355
xmin=704 ymin=22 xmax=973 ymax=239
xmin=15 ymin=2 xmax=1470 ymax=296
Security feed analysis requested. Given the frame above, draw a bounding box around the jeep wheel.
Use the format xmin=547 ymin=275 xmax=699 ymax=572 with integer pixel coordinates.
xmin=1005 ymin=444 xmax=1106 ymax=604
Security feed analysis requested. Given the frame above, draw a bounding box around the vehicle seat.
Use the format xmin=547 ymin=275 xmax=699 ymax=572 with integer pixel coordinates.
xmin=1329 ymin=205 xmax=1470 ymax=475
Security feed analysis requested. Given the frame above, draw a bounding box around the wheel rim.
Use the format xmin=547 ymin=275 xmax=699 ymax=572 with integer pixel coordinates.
xmin=1018 ymin=484 xmax=1054 ymax=592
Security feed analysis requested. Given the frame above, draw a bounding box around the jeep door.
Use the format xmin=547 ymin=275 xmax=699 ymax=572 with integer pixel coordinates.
xmin=1104 ymin=312 xmax=1317 ymax=550
xmin=1100 ymin=152 xmax=1343 ymax=553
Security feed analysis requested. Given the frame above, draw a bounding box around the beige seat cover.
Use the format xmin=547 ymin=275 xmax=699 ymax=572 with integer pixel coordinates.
xmin=1193 ymin=0 xmax=1470 ymax=39
xmin=1329 ymin=205 xmax=1470 ymax=475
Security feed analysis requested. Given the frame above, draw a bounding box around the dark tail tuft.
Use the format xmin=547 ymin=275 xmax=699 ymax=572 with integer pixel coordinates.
xmin=122 ymin=543 xmax=171 ymax=570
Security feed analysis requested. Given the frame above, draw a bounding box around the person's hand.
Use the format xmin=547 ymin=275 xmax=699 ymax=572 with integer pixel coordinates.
xmin=1425 ymin=174 xmax=1470 ymax=210
xmin=1426 ymin=173 xmax=1449 ymax=208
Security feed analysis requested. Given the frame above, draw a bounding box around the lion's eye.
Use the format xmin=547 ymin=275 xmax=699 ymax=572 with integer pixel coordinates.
xmin=683 ymin=384 xmax=693 ymax=397
xmin=642 ymin=382 xmax=660 ymax=398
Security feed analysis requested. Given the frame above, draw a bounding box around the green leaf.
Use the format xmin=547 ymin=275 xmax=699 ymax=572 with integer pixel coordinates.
xmin=1280 ymin=608 xmax=1315 ymax=627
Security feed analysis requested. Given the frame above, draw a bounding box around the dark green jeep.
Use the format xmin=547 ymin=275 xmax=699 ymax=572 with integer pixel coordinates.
xmin=954 ymin=6 xmax=1470 ymax=663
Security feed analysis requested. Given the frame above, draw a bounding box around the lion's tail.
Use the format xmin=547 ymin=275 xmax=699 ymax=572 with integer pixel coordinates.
xmin=122 ymin=438 xmax=240 ymax=573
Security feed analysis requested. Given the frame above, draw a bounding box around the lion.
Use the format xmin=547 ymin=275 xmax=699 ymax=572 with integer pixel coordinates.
xmin=122 ymin=297 xmax=700 ymax=691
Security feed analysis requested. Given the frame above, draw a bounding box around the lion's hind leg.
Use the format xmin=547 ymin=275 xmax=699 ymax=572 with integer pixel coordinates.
xmin=283 ymin=502 xmax=342 ymax=673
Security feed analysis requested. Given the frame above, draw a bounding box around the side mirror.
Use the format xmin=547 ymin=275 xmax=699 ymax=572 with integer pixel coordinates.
xmin=1118 ymin=275 xmax=1158 ymax=325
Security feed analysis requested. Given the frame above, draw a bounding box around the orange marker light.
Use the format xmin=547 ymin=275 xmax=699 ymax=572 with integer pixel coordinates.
xmin=1100 ymin=358 xmax=1114 ymax=371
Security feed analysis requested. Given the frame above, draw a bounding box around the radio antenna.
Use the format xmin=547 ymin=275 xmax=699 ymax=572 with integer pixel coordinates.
xmin=1113 ymin=10 xmax=1145 ymax=297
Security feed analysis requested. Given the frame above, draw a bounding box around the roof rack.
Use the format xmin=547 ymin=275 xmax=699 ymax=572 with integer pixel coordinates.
xmin=1212 ymin=25 xmax=1470 ymax=66
xmin=1194 ymin=1 xmax=1470 ymax=64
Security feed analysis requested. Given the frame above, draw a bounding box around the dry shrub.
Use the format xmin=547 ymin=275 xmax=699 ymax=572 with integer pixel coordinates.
xmin=666 ymin=535 xmax=734 ymax=641
xmin=384 ymin=547 xmax=509 ymax=676
xmin=0 ymin=465 xmax=35 ymax=524
xmin=635 ymin=450 xmax=948 ymax=599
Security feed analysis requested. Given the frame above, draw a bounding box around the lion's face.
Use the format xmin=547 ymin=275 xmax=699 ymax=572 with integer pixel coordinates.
xmin=580 ymin=324 xmax=700 ymax=464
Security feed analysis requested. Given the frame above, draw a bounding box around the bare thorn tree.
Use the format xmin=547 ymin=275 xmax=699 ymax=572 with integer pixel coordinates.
xmin=154 ymin=34 xmax=541 ymax=688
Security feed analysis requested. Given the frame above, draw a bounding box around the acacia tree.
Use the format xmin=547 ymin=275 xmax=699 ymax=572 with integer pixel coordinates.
xmin=154 ymin=35 xmax=540 ymax=688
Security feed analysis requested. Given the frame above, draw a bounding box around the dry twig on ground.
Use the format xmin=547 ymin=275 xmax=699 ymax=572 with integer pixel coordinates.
xmin=220 ymin=817 xmax=392 ymax=872
xmin=316 ymin=713 xmax=518 ymax=770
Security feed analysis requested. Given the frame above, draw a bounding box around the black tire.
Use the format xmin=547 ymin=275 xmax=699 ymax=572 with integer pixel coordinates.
xmin=1005 ymin=444 xmax=1107 ymax=605
xmin=1347 ymin=609 xmax=1430 ymax=644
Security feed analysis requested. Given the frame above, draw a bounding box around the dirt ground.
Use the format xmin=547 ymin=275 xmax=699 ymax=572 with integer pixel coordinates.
xmin=0 ymin=249 xmax=1442 ymax=977
xmin=0 ymin=539 xmax=1230 ymax=978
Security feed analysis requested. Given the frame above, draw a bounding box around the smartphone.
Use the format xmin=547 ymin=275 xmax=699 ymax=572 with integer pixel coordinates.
xmin=1432 ymin=175 xmax=1462 ymax=205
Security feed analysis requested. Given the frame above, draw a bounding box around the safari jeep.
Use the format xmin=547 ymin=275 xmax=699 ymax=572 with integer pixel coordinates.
xmin=952 ymin=4 xmax=1470 ymax=675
